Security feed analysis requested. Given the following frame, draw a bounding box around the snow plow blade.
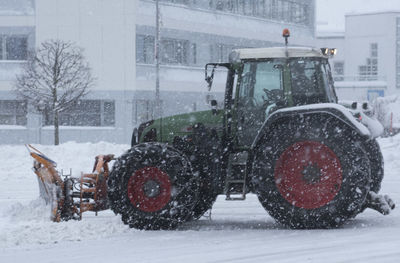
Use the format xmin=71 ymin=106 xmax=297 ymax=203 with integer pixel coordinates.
xmin=26 ymin=144 xmax=114 ymax=222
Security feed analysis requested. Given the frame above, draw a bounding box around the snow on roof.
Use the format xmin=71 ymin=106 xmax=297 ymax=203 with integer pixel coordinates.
xmin=345 ymin=10 xmax=400 ymax=17
xmin=235 ymin=47 xmax=326 ymax=60
xmin=316 ymin=31 xmax=345 ymax=38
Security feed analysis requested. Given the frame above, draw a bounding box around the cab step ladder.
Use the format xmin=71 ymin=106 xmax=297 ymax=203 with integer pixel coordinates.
xmin=225 ymin=151 xmax=248 ymax=200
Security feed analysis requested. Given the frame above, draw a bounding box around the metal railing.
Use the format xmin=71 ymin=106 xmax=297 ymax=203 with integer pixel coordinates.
xmin=333 ymin=75 xmax=387 ymax=82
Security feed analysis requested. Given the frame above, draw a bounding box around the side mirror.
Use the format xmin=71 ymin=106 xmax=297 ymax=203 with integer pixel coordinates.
xmin=131 ymin=128 xmax=138 ymax=147
xmin=211 ymin=99 xmax=218 ymax=115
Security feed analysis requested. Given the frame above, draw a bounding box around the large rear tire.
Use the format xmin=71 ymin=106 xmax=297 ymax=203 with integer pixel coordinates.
xmin=364 ymin=138 xmax=384 ymax=193
xmin=252 ymin=115 xmax=371 ymax=228
xmin=107 ymin=143 xmax=199 ymax=230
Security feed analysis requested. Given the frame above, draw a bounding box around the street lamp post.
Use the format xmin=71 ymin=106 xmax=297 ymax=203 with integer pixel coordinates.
xmin=155 ymin=0 xmax=161 ymax=119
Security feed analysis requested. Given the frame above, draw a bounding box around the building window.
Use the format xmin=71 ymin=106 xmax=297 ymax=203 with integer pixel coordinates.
xmin=133 ymin=99 xmax=163 ymax=124
xmin=103 ymin=101 xmax=115 ymax=126
xmin=44 ymin=100 xmax=115 ymax=127
xmin=136 ymin=34 xmax=196 ymax=65
xmin=161 ymin=38 xmax=189 ymax=65
xmin=210 ymin=43 xmax=247 ymax=63
xmin=0 ymin=35 xmax=28 ymax=61
xmin=333 ymin=61 xmax=344 ymax=81
xmin=136 ymin=35 xmax=155 ymax=64
xmin=191 ymin=43 xmax=197 ymax=64
xmin=291 ymin=2 xmax=307 ymax=24
xmin=0 ymin=100 xmax=27 ymax=126
xmin=370 ymin=43 xmax=378 ymax=57
xmin=206 ymin=0 xmax=311 ymax=25
xmin=358 ymin=43 xmax=378 ymax=81
xmin=210 ymin=43 xmax=233 ymax=63
xmin=155 ymin=0 xmax=313 ymax=26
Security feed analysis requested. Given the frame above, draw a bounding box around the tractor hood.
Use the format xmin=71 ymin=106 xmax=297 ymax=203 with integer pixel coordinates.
xmin=137 ymin=109 xmax=224 ymax=144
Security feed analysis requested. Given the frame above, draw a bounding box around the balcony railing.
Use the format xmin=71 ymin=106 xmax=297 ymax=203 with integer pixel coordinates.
xmin=333 ymin=75 xmax=387 ymax=82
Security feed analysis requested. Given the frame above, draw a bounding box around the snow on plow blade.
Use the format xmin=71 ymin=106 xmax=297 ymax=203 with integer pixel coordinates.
xmin=26 ymin=144 xmax=114 ymax=222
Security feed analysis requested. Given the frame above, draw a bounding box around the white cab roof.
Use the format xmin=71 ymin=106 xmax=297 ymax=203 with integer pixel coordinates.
xmin=235 ymin=47 xmax=326 ymax=59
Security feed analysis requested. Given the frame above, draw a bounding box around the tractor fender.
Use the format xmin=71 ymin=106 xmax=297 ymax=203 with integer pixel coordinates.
xmin=251 ymin=103 xmax=371 ymax=149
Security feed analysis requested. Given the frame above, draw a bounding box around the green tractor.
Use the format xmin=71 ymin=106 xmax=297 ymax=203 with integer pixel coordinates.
xmin=107 ymin=32 xmax=395 ymax=230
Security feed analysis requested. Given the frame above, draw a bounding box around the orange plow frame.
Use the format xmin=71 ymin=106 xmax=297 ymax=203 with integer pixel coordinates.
xmin=26 ymin=144 xmax=114 ymax=221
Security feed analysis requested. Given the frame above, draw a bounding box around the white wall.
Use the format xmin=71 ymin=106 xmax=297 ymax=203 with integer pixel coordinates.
xmin=33 ymin=0 xmax=137 ymax=143
xmin=1 ymin=0 xmax=317 ymax=144
xmin=316 ymin=12 xmax=400 ymax=101
xmin=345 ymin=12 xmax=397 ymax=94
xmin=35 ymin=0 xmax=136 ymax=92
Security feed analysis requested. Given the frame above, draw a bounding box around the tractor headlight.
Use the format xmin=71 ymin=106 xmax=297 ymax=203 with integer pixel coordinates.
xmin=321 ymin=48 xmax=337 ymax=57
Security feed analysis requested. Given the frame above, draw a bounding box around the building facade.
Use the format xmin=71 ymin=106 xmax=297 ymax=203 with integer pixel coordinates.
xmin=317 ymin=11 xmax=400 ymax=102
xmin=0 ymin=0 xmax=316 ymax=144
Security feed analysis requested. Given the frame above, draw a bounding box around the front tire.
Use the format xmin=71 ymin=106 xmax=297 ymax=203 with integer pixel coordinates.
xmin=174 ymin=124 xmax=221 ymax=221
xmin=107 ymin=143 xmax=199 ymax=230
xmin=252 ymin=115 xmax=371 ymax=228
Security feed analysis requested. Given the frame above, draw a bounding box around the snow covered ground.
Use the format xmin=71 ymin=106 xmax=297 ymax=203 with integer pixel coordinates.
xmin=0 ymin=138 xmax=399 ymax=263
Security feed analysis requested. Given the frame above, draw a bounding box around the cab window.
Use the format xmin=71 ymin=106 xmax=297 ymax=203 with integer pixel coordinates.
xmin=236 ymin=60 xmax=284 ymax=146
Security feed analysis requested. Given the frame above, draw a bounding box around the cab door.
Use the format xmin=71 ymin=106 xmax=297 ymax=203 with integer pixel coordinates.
xmin=235 ymin=60 xmax=284 ymax=146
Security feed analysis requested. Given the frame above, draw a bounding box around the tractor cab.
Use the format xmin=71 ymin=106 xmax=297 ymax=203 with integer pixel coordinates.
xmin=206 ymin=45 xmax=339 ymax=147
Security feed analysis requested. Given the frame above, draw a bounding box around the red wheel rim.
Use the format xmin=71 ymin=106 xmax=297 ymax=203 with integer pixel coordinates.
xmin=274 ymin=141 xmax=342 ymax=209
xmin=127 ymin=167 xmax=171 ymax=212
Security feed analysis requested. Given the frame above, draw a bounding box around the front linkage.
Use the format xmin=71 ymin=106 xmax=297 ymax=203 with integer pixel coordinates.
xmin=26 ymin=144 xmax=114 ymax=221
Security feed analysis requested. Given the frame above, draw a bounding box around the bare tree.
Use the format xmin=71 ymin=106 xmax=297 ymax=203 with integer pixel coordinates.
xmin=14 ymin=40 xmax=94 ymax=145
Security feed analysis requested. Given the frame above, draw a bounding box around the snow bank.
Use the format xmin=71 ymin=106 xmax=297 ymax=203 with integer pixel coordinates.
xmin=373 ymin=95 xmax=400 ymax=132
xmin=0 ymin=200 xmax=130 ymax=247
xmin=0 ymin=141 xmax=130 ymax=248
